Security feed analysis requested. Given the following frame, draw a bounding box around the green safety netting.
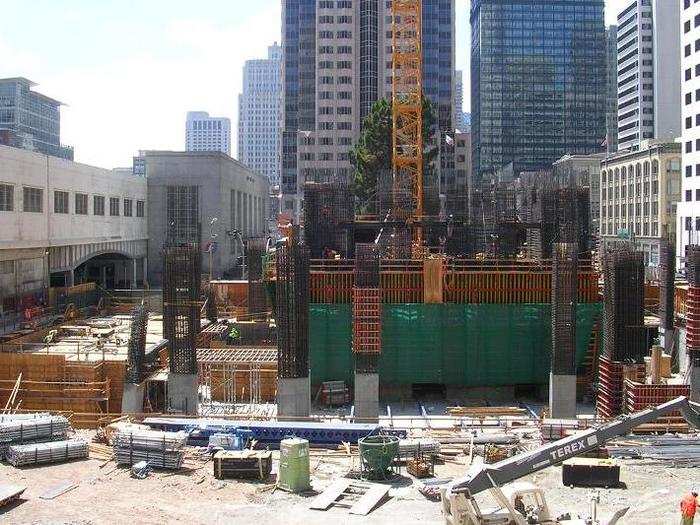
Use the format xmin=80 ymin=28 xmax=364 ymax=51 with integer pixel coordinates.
xmin=309 ymin=303 xmax=602 ymax=387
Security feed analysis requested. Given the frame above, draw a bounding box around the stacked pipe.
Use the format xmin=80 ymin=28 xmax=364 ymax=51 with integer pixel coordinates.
xmin=125 ymin=304 xmax=148 ymax=383
xmin=6 ymin=439 xmax=89 ymax=467
xmin=113 ymin=430 xmax=187 ymax=470
xmin=686 ymin=245 xmax=700 ymax=401
xmin=0 ymin=416 xmax=70 ymax=444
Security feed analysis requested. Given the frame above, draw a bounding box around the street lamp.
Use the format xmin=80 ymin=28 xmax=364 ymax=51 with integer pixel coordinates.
xmin=208 ymin=218 xmax=218 ymax=282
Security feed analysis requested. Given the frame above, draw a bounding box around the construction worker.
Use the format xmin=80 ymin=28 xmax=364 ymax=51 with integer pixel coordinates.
xmin=681 ymin=491 xmax=698 ymax=525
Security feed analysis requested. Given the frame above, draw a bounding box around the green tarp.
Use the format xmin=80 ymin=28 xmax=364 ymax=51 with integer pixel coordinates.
xmin=309 ymin=303 xmax=602 ymax=387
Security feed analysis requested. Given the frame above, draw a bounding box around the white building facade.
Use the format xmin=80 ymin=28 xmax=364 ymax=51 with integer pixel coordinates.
xmin=0 ymin=145 xmax=148 ymax=312
xmin=185 ymin=111 xmax=231 ymax=156
xmin=616 ymin=0 xmax=680 ymax=152
xmin=600 ymin=141 xmax=681 ymax=266
xmin=678 ymin=0 xmax=700 ymax=262
xmin=238 ymin=43 xmax=282 ymax=187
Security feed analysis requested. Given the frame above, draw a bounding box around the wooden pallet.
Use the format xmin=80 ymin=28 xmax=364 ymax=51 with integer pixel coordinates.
xmin=309 ymin=478 xmax=389 ymax=516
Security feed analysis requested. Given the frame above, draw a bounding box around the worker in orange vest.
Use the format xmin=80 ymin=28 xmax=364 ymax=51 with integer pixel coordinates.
xmin=681 ymin=492 xmax=698 ymax=525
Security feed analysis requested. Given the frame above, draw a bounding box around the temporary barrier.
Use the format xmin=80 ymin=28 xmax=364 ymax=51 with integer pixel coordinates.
xmin=309 ymin=302 xmax=602 ymax=387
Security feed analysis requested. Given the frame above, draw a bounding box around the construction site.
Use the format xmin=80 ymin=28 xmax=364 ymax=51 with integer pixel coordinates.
xmin=1 ymin=5 xmax=700 ymax=525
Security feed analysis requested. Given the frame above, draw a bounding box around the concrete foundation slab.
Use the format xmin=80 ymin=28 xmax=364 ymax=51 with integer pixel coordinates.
xmin=277 ymin=376 xmax=310 ymax=418
xmin=354 ymin=373 xmax=379 ymax=421
xmin=121 ymin=383 xmax=145 ymax=413
xmin=167 ymin=373 xmax=198 ymax=414
xmin=549 ymin=373 xmax=577 ymax=419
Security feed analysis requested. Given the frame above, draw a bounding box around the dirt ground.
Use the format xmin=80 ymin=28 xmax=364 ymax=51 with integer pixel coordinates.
xmin=0 ymin=435 xmax=696 ymax=525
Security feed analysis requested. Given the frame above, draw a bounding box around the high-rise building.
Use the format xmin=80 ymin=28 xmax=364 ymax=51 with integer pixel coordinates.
xmin=238 ymin=43 xmax=282 ymax=187
xmin=605 ymin=25 xmax=619 ymax=153
xmin=281 ymin=0 xmax=455 ymax=217
xmin=470 ymin=0 xmax=606 ymax=180
xmin=185 ymin=111 xmax=231 ymax=156
xmin=678 ymin=0 xmax=700 ymax=261
xmin=0 ymin=77 xmax=73 ymax=160
xmin=616 ymin=0 xmax=680 ymax=151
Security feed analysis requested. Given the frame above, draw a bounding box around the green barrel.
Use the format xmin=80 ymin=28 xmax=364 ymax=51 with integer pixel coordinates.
xmin=358 ymin=435 xmax=399 ymax=480
xmin=277 ymin=437 xmax=310 ymax=492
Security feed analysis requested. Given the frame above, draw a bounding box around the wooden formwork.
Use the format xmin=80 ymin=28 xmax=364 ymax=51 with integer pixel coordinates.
xmin=306 ymin=258 xmax=599 ymax=305
xmin=0 ymin=351 xmax=124 ymax=415
xmin=624 ymin=380 xmax=691 ymax=432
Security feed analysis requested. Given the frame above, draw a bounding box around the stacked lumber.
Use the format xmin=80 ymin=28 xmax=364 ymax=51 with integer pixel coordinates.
xmin=113 ymin=430 xmax=187 ymax=470
xmin=446 ymin=406 xmax=527 ymax=418
xmin=6 ymin=439 xmax=89 ymax=466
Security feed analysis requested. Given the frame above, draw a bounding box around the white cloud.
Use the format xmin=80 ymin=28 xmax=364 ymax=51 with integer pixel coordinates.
xmin=3 ymin=3 xmax=280 ymax=169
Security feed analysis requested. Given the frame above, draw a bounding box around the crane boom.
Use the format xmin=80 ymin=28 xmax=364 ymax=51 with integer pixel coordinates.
xmin=448 ymin=396 xmax=700 ymax=498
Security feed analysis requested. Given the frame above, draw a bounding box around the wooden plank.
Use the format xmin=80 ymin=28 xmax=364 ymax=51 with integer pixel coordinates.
xmin=348 ymin=483 xmax=390 ymax=516
xmin=39 ymin=481 xmax=78 ymax=500
xmin=309 ymin=479 xmax=351 ymax=510
xmin=0 ymin=484 xmax=26 ymax=507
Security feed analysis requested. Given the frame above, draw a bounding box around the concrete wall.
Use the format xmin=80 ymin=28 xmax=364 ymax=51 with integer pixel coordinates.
xmin=145 ymin=151 xmax=269 ymax=285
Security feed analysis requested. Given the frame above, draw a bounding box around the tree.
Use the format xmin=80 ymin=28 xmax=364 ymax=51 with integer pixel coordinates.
xmin=349 ymin=96 xmax=438 ymax=214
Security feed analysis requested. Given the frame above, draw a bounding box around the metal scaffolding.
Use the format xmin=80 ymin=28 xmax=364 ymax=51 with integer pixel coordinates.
xmin=391 ymin=0 xmax=423 ymax=253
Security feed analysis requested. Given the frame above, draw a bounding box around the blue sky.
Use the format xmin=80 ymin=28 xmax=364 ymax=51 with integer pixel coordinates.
xmin=0 ymin=0 xmax=622 ymax=168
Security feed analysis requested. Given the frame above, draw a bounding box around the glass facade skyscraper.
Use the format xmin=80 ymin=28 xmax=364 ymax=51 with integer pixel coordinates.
xmin=0 ymin=77 xmax=73 ymax=160
xmin=470 ymin=0 xmax=606 ymax=180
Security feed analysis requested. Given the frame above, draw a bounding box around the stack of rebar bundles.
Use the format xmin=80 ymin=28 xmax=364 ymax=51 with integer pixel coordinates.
xmin=0 ymin=415 xmax=87 ymax=466
xmin=113 ymin=429 xmax=187 ymax=470
xmin=6 ymin=439 xmax=89 ymax=467
xmin=607 ymin=435 xmax=700 ymax=466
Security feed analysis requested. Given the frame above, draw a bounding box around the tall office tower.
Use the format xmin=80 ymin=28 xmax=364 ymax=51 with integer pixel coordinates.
xmin=470 ymin=0 xmax=606 ymax=181
xmin=238 ymin=43 xmax=282 ymax=187
xmin=677 ymin=0 xmax=700 ymax=261
xmin=185 ymin=111 xmax=231 ymax=156
xmin=616 ymin=0 xmax=680 ymax=151
xmin=281 ymin=0 xmax=455 ymax=218
xmin=605 ymin=25 xmax=619 ymax=153
xmin=455 ymin=70 xmax=464 ymax=131
xmin=0 ymin=77 xmax=73 ymax=160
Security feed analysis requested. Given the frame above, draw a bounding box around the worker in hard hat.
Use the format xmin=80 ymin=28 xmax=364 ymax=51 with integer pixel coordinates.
xmin=681 ymin=491 xmax=698 ymax=525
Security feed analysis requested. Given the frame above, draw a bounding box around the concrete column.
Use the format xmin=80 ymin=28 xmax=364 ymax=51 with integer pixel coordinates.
xmin=132 ymin=258 xmax=137 ymax=289
xmin=142 ymin=257 xmax=148 ymax=287
xmin=660 ymin=327 xmax=675 ymax=353
xmin=549 ymin=373 xmax=577 ymax=419
xmin=354 ymin=373 xmax=379 ymax=421
xmin=121 ymin=383 xmax=145 ymax=413
xmin=67 ymin=269 xmax=74 ymax=287
xmin=167 ymin=373 xmax=198 ymax=415
xmin=100 ymin=266 xmax=107 ymax=288
xmin=277 ymin=376 xmax=310 ymax=418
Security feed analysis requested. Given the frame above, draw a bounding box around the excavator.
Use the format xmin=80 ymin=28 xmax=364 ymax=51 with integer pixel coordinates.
xmin=441 ymin=396 xmax=700 ymax=525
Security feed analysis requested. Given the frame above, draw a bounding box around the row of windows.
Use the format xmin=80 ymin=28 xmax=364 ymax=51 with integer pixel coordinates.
xmin=601 ymin=221 xmax=658 ymax=237
xmin=601 ymin=201 xmax=659 ymax=219
xmin=0 ymin=184 xmax=144 ymax=217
